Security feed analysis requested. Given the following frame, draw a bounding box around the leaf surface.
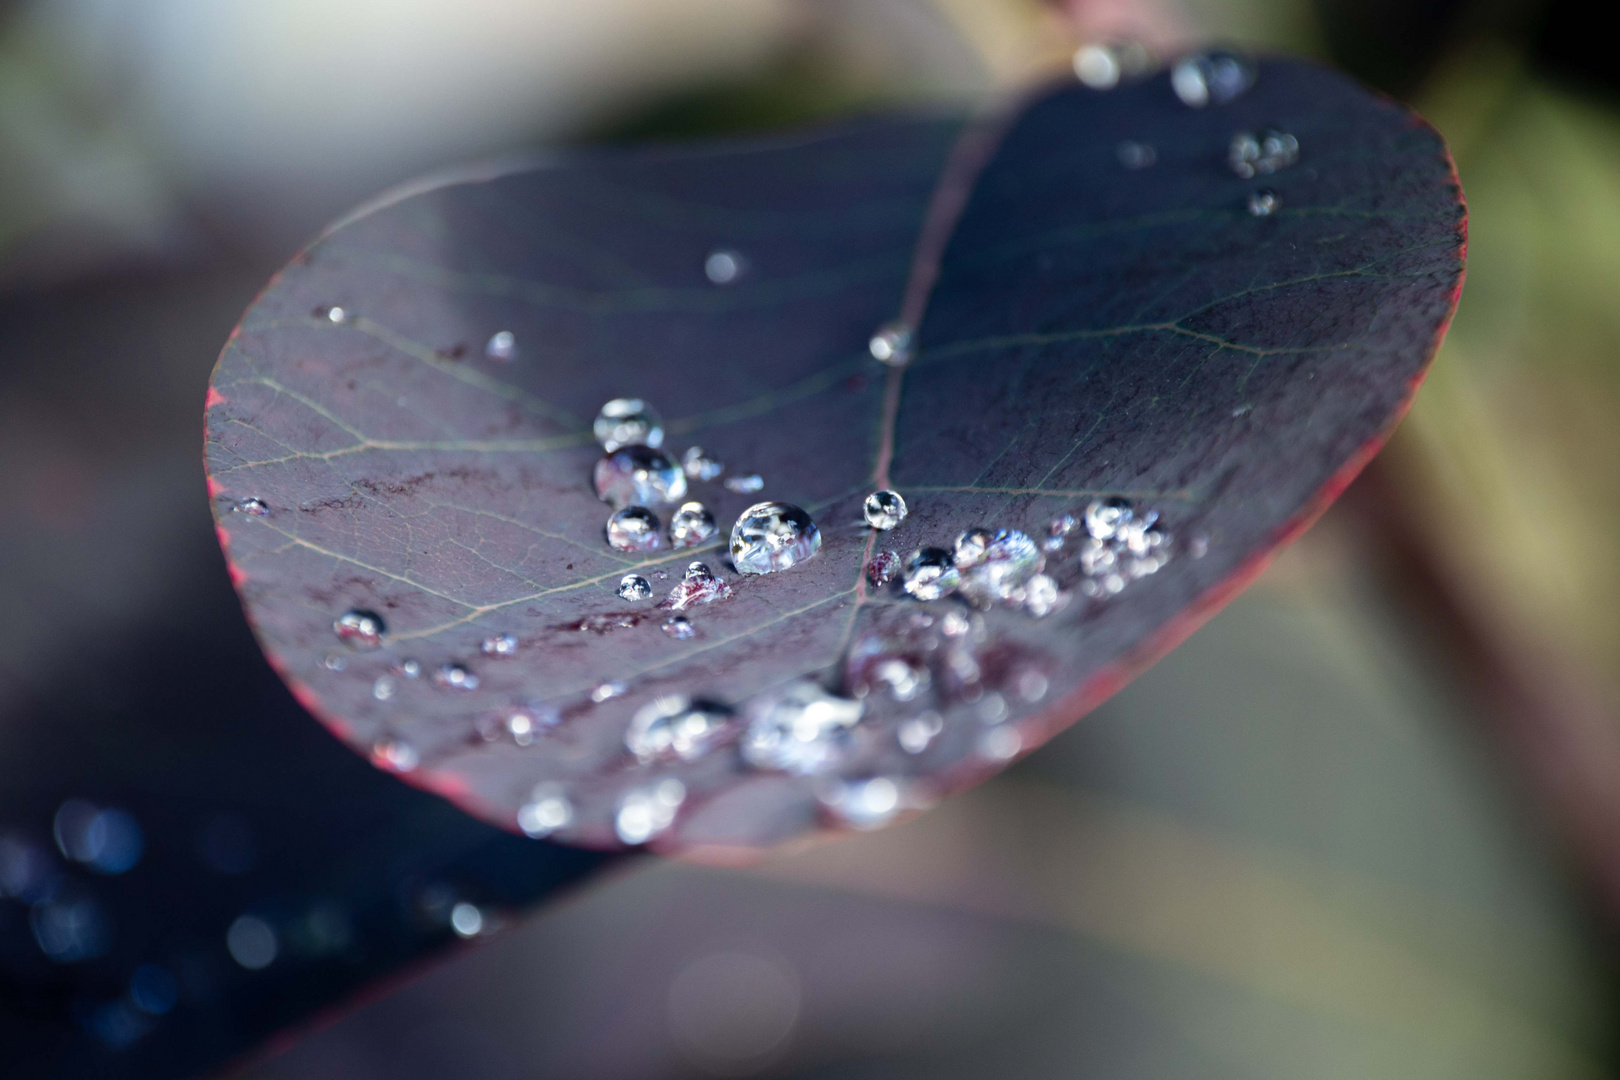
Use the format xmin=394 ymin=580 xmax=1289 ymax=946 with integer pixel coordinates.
xmin=205 ymin=60 xmax=1464 ymax=852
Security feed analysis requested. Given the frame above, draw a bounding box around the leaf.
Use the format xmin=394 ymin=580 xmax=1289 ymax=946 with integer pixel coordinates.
xmin=204 ymin=59 xmax=1464 ymax=854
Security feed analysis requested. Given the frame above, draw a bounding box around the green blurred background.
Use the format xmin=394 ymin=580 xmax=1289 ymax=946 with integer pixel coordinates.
xmin=4 ymin=1 xmax=1618 ymax=1076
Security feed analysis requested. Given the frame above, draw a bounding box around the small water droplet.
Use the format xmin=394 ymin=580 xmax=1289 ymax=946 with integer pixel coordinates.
xmin=434 ymin=663 xmax=478 ymax=691
xmin=325 ymin=306 xmax=350 ymax=325
xmin=871 ymin=657 xmax=929 ymax=700
xmin=449 ymin=901 xmax=484 ymax=938
xmin=669 ymin=501 xmax=718 ymax=548
xmin=868 ymin=321 xmax=914 ymax=366
xmin=1044 ymin=513 xmax=1078 ymax=552
xmin=505 ymin=708 xmax=552 ymax=746
xmin=1085 ymin=497 xmax=1133 ymax=540
xmin=396 ymin=658 xmax=422 ymax=679
xmin=682 ymin=445 xmax=724 ymax=481
xmin=1170 ymin=49 xmax=1255 ymax=108
xmin=371 ymin=738 xmax=419 ymax=772
xmin=485 ymin=330 xmax=517 ymax=361
xmin=901 ymin=548 xmax=960 ymax=601
xmin=373 ymin=675 xmax=395 ymax=701
xmin=334 ymin=609 xmax=386 ymax=649
xmin=323 ymin=653 xmax=346 ymax=671
xmin=1248 ymin=188 xmax=1280 ymax=216
xmin=1229 ymin=128 xmax=1299 ymax=178
xmin=898 ymin=711 xmax=944 ymax=754
xmin=1189 ymin=532 xmax=1210 ymax=558
xmin=53 ymin=800 xmax=143 ymax=874
xmin=977 ymin=692 xmax=1008 ymax=723
xmin=978 ymin=725 xmax=1021 ymax=761
xmin=595 ymin=445 xmax=686 ymax=508
xmin=1073 ymin=43 xmax=1121 ymax=88
xmin=615 ymin=778 xmax=685 ymax=845
xmin=663 ymin=561 xmax=732 ymax=610
xmin=617 ymin=573 xmax=653 ymax=601
xmin=662 ymin=615 xmax=695 ymax=639
xmin=591 ymin=680 xmax=627 ymax=703
xmin=626 ymin=695 xmax=733 ymax=762
xmin=239 ymin=497 xmax=269 ymax=516
xmin=941 ymin=609 xmax=973 ymax=637
xmin=723 ymin=473 xmax=764 ymax=494
xmin=606 ymin=506 xmax=663 ymax=552
xmin=1022 ymin=573 xmax=1064 ymax=617
xmin=730 ymin=502 xmax=821 ymax=575
xmin=819 ymin=776 xmax=904 ymax=830
xmin=704 ymin=249 xmax=745 ymax=284
xmin=517 ymin=784 xmax=572 ymax=837
xmin=956 ymin=530 xmax=1041 ymax=607
xmin=1117 ymin=140 xmax=1157 ymax=169
xmin=227 ymin=914 xmax=278 ymax=970
xmin=863 ymin=489 xmax=908 ymax=530
xmin=866 ymin=549 xmax=900 ymax=588
xmin=481 ymin=633 xmax=518 ymax=657
xmin=742 ymin=682 xmax=864 ymax=775
xmin=593 ymin=398 xmax=665 ymax=452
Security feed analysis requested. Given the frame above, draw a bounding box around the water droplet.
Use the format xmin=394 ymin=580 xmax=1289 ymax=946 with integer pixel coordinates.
xmin=239 ymin=497 xmax=269 ymax=516
xmin=606 ymin=506 xmax=663 ymax=552
xmin=53 ymin=800 xmax=143 ymax=874
xmin=517 ymin=784 xmax=572 ymax=837
xmin=323 ymin=653 xmax=346 ymax=671
xmin=485 ymin=330 xmax=517 ymax=361
xmin=1023 ymin=573 xmax=1064 ymax=617
xmin=977 ymin=692 xmax=1008 ymax=723
xmin=723 ymin=473 xmax=764 ymax=494
xmin=593 ymin=398 xmax=664 ymax=452
xmin=704 ymin=249 xmax=745 ymax=284
xmin=741 ymin=681 xmax=864 ymax=775
xmin=663 ymin=561 xmax=732 ymax=610
xmin=901 ymin=548 xmax=960 ymax=601
xmin=592 ymin=680 xmax=628 ymax=703
xmin=1247 ymin=187 xmax=1281 ymax=217
xmin=870 ymin=657 xmax=928 ymax=700
xmin=662 ymin=615 xmax=695 ymax=639
xmin=325 ymin=306 xmax=350 ymax=325
xmin=669 ymin=501 xmax=718 ymax=548
xmin=866 ymin=550 xmax=900 ymax=588
xmin=682 ymin=445 xmax=724 ymax=481
xmin=434 ymin=663 xmax=479 ymax=691
xmin=730 ymin=502 xmax=822 ymax=576
xmin=371 ymin=738 xmax=419 ymax=771
xmin=227 ymin=914 xmax=278 ymax=970
xmin=1170 ymin=49 xmax=1255 ymax=108
xmin=862 ymin=489 xmax=908 ymax=530
xmin=618 ymin=573 xmax=653 ymax=601
xmin=941 ymin=609 xmax=973 ymax=637
xmin=1189 ymin=532 xmax=1210 ymax=558
xmin=1016 ymin=668 xmax=1050 ymax=702
xmin=1230 ymin=128 xmax=1299 ymax=178
xmin=1073 ymin=43 xmax=1121 ymax=88
xmin=956 ymin=530 xmax=1041 ymax=607
xmin=595 ymin=445 xmax=685 ymax=508
xmin=979 ymin=725 xmax=1022 ymax=761
xmin=868 ymin=320 xmax=914 ymax=366
xmin=449 ymin=901 xmax=484 ymax=937
xmin=615 ymin=778 xmax=686 ymax=845
xmin=1116 ymin=140 xmax=1157 ymax=169
xmin=333 ymin=609 xmax=386 ymax=649
xmin=626 ymin=695 xmax=734 ymax=762
xmin=1044 ymin=513 xmax=1079 ymax=552
xmin=506 ymin=709 xmax=543 ymax=746
xmin=898 ymin=711 xmax=944 ymax=754
xmin=1085 ymin=497 xmax=1133 ymax=540
xmin=819 ymin=776 xmax=903 ymax=830
xmin=373 ymin=675 xmax=395 ymax=701
xmin=481 ymin=632 xmax=518 ymax=657
xmin=396 ymin=658 xmax=422 ymax=679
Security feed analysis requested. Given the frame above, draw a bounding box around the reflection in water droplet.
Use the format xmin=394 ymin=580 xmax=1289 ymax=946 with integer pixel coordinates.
xmin=1073 ymin=43 xmax=1121 ymax=88
xmin=662 ymin=616 xmax=695 ymax=639
xmin=485 ymin=330 xmax=517 ymax=361
xmin=592 ymin=680 xmax=628 ymax=703
xmin=594 ymin=398 xmax=664 ymax=452
xmin=434 ymin=663 xmax=478 ymax=691
xmin=901 ymin=548 xmax=959 ymax=601
xmin=371 ymin=738 xmax=419 ymax=772
xmin=664 ymin=561 xmax=732 ymax=610
xmin=227 ymin=914 xmax=278 ymax=970
xmin=682 ymin=446 xmax=724 ymax=481
xmin=741 ymin=682 xmax=863 ymax=775
xmin=1117 ymin=140 xmax=1157 ymax=169
xmin=618 ymin=574 xmax=653 ymax=601
xmin=518 ymin=784 xmax=572 ymax=837
xmin=669 ymin=502 xmax=717 ymax=548
xmin=730 ymin=503 xmax=821 ymax=576
xmin=866 ymin=550 xmax=900 ymax=588
xmin=449 ymin=902 xmax=484 ymax=937
xmin=956 ymin=529 xmax=1041 ymax=607
xmin=1247 ymin=188 xmax=1280 ymax=216
xmin=723 ymin=473 xmax=764 ymax=494
xmin=481 ymin=633 xmax=518 ymax=657
xmin=626 ymin=695 xmax=734 ymax=762
xmin=606 ymin=506 xmax=663 ymax=553
xmin=704 ymin=249 xmax=745 ymax=284
xmin=615 ymin=779 xmax=686 ymax=845
xmin=868 ymin=321 xmax=914 ymax=366
xmin=596 ymin=446 xmax=686 ymax=508
xmin=334 ymin=609 xmax=385 ymax=649
xmin=239 ymin=497 xmax=269 ymax=516
xmin=898 ymin=711 xmax=945 ymax=754
xmin=863 ymin=489 xmax=907 ymax=530
xmin=373 ymin=675 xmax=395 ymax=701
xmin=819 ymin=776 xmax=903 ymax=830
xmin=1230 ymin=128 xmax=1299 ymax=178
xmin=1170 ymin=49 xmax=1255 ymax=107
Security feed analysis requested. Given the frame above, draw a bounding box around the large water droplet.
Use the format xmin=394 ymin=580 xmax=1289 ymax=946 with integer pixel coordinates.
xmin=481 ymin=633 xmax=518 ymax=657
xmin=862 ymin=489 xmax=907 ymax=530
xmin=334 ymin=609 xmax=385 ymax=649
xmin=1170 ymin=49 xmax=1255 ymax=107
xmin=615 ymin=778 xmax=686 ymax=845
xmin=594 ymin=398 xmax=665 ymax=452
xmin=704 ymin=249 xmax=745 ymax=284
xmin=595 ymin=445 xmax=686 ymax=508
xmin=664 ymin=561 xmax=732 ymax=610
xmin=956 ymin=529 xmax=1041 ymax=607
xmin=901 ymin=548 xmax=959 ymax=601
xmin=1230 ymin=128 xmax=1299 ymax=178
xmin=371 ymin=738 xmax=419 ymax=772
xmin=434 ymin=663 xmax=479 ymax=690
xmin=617 ymin=573 xmax=653 ymax=601
xmin=485 ymin=330 xmax=517 ymax=361
xmin=723 ymin=473 xmax=764 ymax=494
xmin=868 ymin=321 xmax=914 ymax=366
xmin=517 ymin=784 xmax=572 ymax=837
xmin=741 ymin=682 xmax=864 ymax=775
xmin=730 ymin=502 xmax=822 ymax=576
xmin=669 ymin=502 xmax=718 ymax=548
xmin=626 ymin=695 xmax=734 ymax=762
xmin=606 ymin=506 xmax=663 ymax=552
xmin=819 ymin=776 xmax=905 ymax=830
xmin=1247 ymin=188 xmax=1280 ymax=216
xmin=682 ymin=446 xmax=724 ymax=481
